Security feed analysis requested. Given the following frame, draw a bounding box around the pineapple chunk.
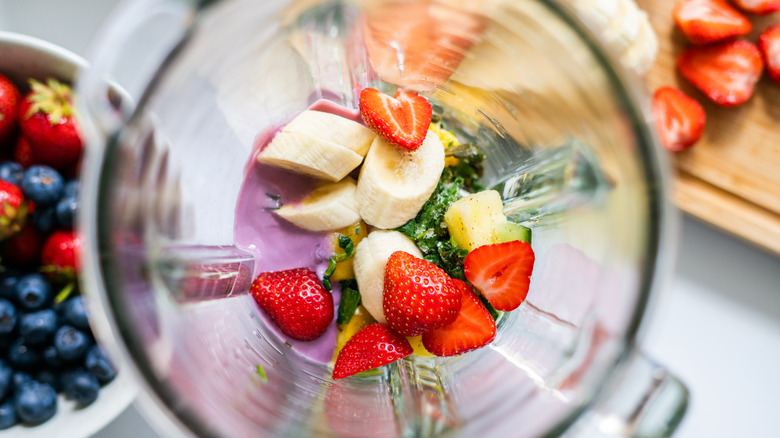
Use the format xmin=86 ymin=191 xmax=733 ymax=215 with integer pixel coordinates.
xmin=429 ymin=122 xmax=460 ymax=167
xmin=407 ymin=335 xmax=435 ymax=358
xmin=330 ymin=220 xmax=368 ymax=282
xmin=333 ymin=305 xmax=376 ymax=360
xmin=444 ymin=190 xmax=507 ymax=252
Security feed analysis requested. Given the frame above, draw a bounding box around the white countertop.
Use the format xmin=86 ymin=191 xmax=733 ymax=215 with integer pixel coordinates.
xmin=2 ymin=1 xmax=779 ymax=437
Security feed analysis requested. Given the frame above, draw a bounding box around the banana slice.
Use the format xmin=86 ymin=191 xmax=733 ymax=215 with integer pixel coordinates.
xmin=257 ymin=110 xmax=376 ymax=181
xmin=352 ymin=230 xmax=422 ymax=323
xmin=356 ymin=131 xmax=445 ymax=229
xmin=274 ymin=178 xmax=360 ymax=232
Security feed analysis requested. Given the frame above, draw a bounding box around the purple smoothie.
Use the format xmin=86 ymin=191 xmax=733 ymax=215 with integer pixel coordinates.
xmin=233 ymin=100 xmax=363 ymax=364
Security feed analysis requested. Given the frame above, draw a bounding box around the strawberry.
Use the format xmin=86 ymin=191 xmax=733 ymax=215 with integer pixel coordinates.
xmin=759 ymin=24 xmax=780 ymax=84
xmin=382 ymin=251 xmax=461 ymax=337
xmin=673 ymin=0 xmax=752 ymax=45
xmin=464 ymin=240 xmax=535 ymax=312
xmin=359 ymin=87 xmax=432 ymax=152
xmin=18 ymin=79 xmax=83 ymax=171
xmin=421 ymin=279 xmax=496 ymax=357
xmin=332 ymin=323 xmax=413 ymax=379
xmin=4 ymin=222 xmax=44 ymax=266
xmin=0 ymin=179 xmax=29 ymax=241
xmin=732 ymin=0 xmax=780 ymax=14
xmin=0 ymin=74 xmax=20 ymax=148
xmin=14 ymin=136 xmax=37 ymax=168
xmin=250 ymin=267 xmax=334 ymax=341
xmin=652 ymin=86 xmax=706 ymax=152
xmin=41 ymin=230 xmax=81 ymax=276
xmin=677 ymin=40 xmax=763 ymax=107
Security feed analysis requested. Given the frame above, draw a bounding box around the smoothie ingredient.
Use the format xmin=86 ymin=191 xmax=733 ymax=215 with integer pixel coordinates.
xmin=13 ymin=137 xmax=35 ymax=168
xmin=406 ymin=335 xmax=434 ymax=357
xmin=494 ymin=221 xmax=533 ymax=245
xmin=282 ymin=109 xmax=376 ymax=156
xmin=421 ymin=279 xmax=496 ymax=357
xmin=677 ymin=40 xmax=763 ymax=106
xmin=652 ymin=86 xmax=706 ymax=152
xmin=250 ymin=267 xmax=334 ymax=341
xmin=21 ymin=165 xmax=64 ymax=205
xmin=672 ymin=0 xmax=751 ymax=45
xmin=323 ymin=233 xmax=357 ymax=290
xmin=444 ymin=190 xmax=516 ymax=252
xmin=759 ymin=24 xmax=780 ymax=84
xmin=355 ymin=132 xmax=444 ymax=229
xmin=332 ymin=323 xmax=413 ymax=380
xmin=464 ymin=240 xmax=535 ymax=312
xmin=329 ymin=221 xmax=368 ymax=283
xmin=18 ymin=79 xmax=83 ymax=171
xmin=336 ymin=282 xmax=361 ymax=325
xmin=40 ymin=230 xmax=81 ymax=280
xmin=0 ymin=180 xmax=28 ymax=241
xmin=731 ymin=0 xmax=780 ymax=14
xmin=382 ymin=251 xmax=461 ymax=337
xmin=352 ymin=230 xmax=422 ymax=324
xmin=333 ymin=305 xmax=376 ymax=360
xmin=274 ymin=178 xmax=360 ymax=232
xmin=359 ymin=88 xmax=432 ymax=152
xmin=0 ymin=74 xmax=20 ymax=147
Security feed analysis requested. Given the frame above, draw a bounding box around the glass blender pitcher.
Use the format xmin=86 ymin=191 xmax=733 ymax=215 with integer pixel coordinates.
xmin=77 ymin=0 xmax=688 ymax=436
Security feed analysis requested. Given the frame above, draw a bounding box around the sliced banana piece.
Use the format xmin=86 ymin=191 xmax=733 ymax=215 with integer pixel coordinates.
xmin=257 ymin=110 xmax=375 ymax=181
xmin=274 ymin=178 xmax=360 ymax=232
xmin=356 ymin=131 xmax=445 ymax=229
xmin=352 ymin=230 xmax=422 ymax=324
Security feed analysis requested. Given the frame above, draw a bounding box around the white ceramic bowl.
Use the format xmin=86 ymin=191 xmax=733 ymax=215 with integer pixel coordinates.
xmin=0 ymin=30 xmax=136 ymax=438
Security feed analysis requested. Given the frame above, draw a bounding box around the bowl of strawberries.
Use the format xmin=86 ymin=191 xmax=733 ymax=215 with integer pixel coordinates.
xmin=0 ymin=31 xmax=135 ymax=436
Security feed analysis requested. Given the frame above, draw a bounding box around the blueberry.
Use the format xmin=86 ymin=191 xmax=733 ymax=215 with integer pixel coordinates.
xmin=31 ymin=205 xmax=58 ymax=233
xmin=34 ymin=370 xmax=61 ymax=391
xmin=0 ymin=271 xmax=19 ymax=301
xmin=85 ymin=345 xmax=117 ymax=384
xmin=42 ymin=345 xmax=63 ymax=368
xmin=63 ymin=370 xmax=99 ymax=407
xmin=15 ymin=273 xmax=51 ymax=311
xmin=63 ymin=179 xmax=79 ymax=198
xmin=14 ymin=381 xmax=57 ymax=425
xmin=54 ymin=325 xmax=90 ymax=362
xmin=8 ymin=338 xmax=41 ymax=368
xmin=61 ymin=296 xmax=89 ymax=330
xmin=0 ymin=399 xmax=18 ymax=430
xmin=12 ymin=371 xmax=32 ymax=390
xmin=0 ymin=161 xmax=24 ymax=186
xmin=0 ymin=360 xmax=12 ymax=400
xmin=21 ymin=165 xmax=64 ymax=206
xmin=0 ymin=299 xmax=17 ymax=335
xmin=19 ymin=309 xmax=58 ymax=346
xmin=55 ymin=194 xmax=78 ymax=229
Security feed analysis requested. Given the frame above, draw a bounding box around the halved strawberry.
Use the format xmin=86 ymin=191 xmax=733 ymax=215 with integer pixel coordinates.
xmin=332 ymin=323 xmax=413 ymax=379
xmin=0 ymin=74 xmax=20 ymax=148
xmin=732 ymin=0 xmax=780 ymax=14
xmin=464 ymin=240 xmax=535 ymax=312
xmin=673 ymin=0 xmax=752 ymax=45
xmin=652 ymin=86 xmax=706 ymax=152
xmin=759 ymin=24 xmax=780 ymax=84
xmin=421 ymin=279 xmax=496 ymax=357
xmin=0 ymin=179 xmax=29 ymax=241
xmin=677 ymin=40 xmax=763 ymax=107
xmin=383 ymin=251 xmax=461 ymax=337
xmin=359 ymin=87 xmax=432 ymax=152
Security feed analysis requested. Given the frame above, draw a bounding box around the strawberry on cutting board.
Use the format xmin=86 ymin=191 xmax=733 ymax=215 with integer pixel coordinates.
xmin=652 ymin=86 xmax=706 ymax=152
xmin=464 ymin=240 xmax=535 ymax=312
xmin=421 ymin=279 xmax=496 ymax=357
xmin=673 ymin=0 xmax=752 ymax=45
xmin=677 ymin=40 xmax=763 ymax=107
xmin=332 ymin=323 xmax=413 ymax=379
xmin=18 ymin=79 xmax=83 ymax=171
xmin=382 ymin=250 xmax=461 ymax=337
xmin=731 ymin=0 xmax=780 ymax=14
xmin=759 ymin=24 xmax=780 ymax=84
xmin=250 ymin=267 xmax=334 ymax=341
xmin=359 ymin=87 xmax=432 ymax=152
xmin=0 ymin=73 xmax=21 ymax=147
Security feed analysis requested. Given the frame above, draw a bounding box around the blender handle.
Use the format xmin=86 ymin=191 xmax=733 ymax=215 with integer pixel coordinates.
xmin=568 ymin=351 xmax=689 ymax=437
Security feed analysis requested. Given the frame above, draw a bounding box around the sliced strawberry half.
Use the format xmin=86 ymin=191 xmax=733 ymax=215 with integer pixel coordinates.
xmin=652 ymin=86 xmax=706 ymax=152
xmin=421 ymin=279 xmax=496 ymax=357
xmin=677 ymin=40 xmax=763 ymax=107
xmin=359 ymin=87 xmax=432 ymax=152
xmin=673 ymin=0 xmax=752 ymax=45
xmin=759 ymin=24 xmax=780 ymax=84
xmin=332 ymin=323 xmax=413 ymax=380
xmin=732 ymin=0 xmax=780 ymax=14
xmin=464 ymin=240 xmax=535 ymax=312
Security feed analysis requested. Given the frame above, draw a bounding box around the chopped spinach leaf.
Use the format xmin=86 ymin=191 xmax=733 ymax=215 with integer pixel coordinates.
xmin=322 ymin=234 xmax=356 ymax=290
xmin=336 ymin=280 xmax=361 ymax=324
xmin=256 ymin=364 xmax=269 ymax=383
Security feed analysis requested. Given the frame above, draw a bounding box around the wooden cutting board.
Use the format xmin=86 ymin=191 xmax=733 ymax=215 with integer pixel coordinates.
xmin=634 ymin=1 xmax=780 ymax=255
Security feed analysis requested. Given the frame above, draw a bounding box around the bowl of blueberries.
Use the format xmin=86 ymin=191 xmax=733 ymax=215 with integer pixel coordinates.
xmin=0 ymin=31 xmax=135 ymax=436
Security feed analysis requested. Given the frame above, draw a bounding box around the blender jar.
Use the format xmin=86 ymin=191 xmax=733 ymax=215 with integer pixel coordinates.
xmin=77 ymin=0 xmax=688 ymax=437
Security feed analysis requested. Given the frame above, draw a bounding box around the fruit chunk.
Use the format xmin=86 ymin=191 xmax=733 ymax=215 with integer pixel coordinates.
xmin=759 ymin=24 xmax=780 ymax=85
xmin=406 ymin=335 xmax=434 ymax=357
xmin=0 ymin=74 xmax=20 ymax=147
xmin=732 ymin=0 xmax=780 ymax=14
xmin=444 ymin=190 xmax=508 ymax=252
xmin=422 ymin=279 xmax=496 ymax=357
xmin=333 ymin=305 xmax=376 ymax=361
xmin=332 ymin=323 xmax=413 ymax=379
xmin=274 ymin=178 xmax=360 ymax=232
xmin=672 ymin=0 xmax=752 ymax=45
xmin=355 ymin=131 xmax=444 ymax=229
xmin=652 ymin=86 xmax=706 ymax=152
xmin=677 ymin=40 xmax=763 ymax=107
xmin=359 ymin=88 xmax=432 ymax=152
xmin=0 ymin=180 xmax=28 ymax=241
xmin=250 ymin=268 xmax=334 ymax=341
xmin=383 ymin=251 xmax=461 ymax=337
xmin=464 ymin=240 xmax=535 ymax=311
xmin=352 ymin=230 xmax=422 ymax=323
xmin=330 ymin=221 xmax=368 ymax=282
